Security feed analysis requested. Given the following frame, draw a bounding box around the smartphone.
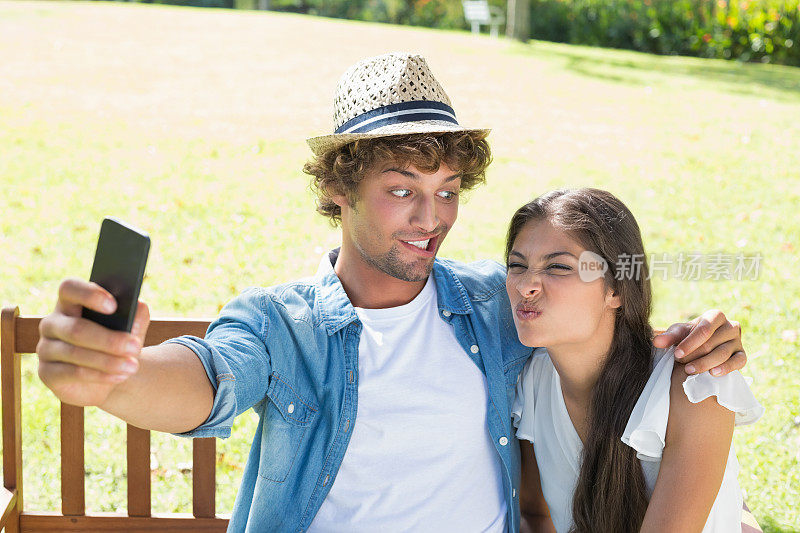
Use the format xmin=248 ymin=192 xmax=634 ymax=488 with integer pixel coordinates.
xmin=81 ymin=217 xmax=150 ymax=332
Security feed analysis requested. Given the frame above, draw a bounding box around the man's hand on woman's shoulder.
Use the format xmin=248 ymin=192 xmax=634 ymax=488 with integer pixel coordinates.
xmin=653 ymin=309 xmax=745 ymax=376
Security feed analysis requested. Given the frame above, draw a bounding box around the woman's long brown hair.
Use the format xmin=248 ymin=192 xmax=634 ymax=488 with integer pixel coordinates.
xmin=506 ymin=188 xmax=654 ymax=533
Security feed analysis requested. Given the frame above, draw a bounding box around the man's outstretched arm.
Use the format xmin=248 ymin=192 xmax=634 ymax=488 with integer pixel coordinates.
xmin=100 ymin=342 xmax=213 ymax=433
xmin=653 ymin=308 xmax=746 ymax=376
xmin=37 ymin=278 xmax=214 ymax=434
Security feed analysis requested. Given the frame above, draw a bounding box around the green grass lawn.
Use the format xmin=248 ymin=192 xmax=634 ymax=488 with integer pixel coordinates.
xmin=1 ymin=1 xmax=799 ymax=530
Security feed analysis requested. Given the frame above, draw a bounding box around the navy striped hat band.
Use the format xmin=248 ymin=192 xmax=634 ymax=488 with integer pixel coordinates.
xmin=334 ymin=100 xmax=459 ymax=135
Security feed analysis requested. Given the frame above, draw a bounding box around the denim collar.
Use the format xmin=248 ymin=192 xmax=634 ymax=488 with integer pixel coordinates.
xmin=431 ymin=260 xmax=474 ymax=316
xmin=313 ymin=248 xmax=474 ymax=335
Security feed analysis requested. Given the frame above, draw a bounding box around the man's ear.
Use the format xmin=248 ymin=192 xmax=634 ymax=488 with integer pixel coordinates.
xmin=331 ymin=193 xmax=349 ymax=208
xmin=326 ymin=183 xmax=349 ymax=208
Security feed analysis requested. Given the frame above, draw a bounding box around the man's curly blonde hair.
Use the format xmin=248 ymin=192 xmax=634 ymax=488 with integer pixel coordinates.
xmin=303 ymin=131 xmax=492 ymax=226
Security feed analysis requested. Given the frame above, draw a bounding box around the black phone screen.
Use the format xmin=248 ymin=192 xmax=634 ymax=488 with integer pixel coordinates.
xmin=82 ymin=217 xmax=150 ymax=332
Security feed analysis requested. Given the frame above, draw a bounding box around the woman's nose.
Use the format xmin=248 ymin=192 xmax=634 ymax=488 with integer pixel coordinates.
xmin=517 ymin=271 xmax=542 ymax=297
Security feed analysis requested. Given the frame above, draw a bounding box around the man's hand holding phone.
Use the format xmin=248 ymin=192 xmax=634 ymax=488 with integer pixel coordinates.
xmin=37 ymin=217 xmax=151 ymax=407
xmin=37 ymin=280 xmax=151 ymax=407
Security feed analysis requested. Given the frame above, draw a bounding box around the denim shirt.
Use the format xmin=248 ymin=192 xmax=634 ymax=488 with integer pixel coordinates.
xmin=166 ymin=250 xmax=532 ymax=533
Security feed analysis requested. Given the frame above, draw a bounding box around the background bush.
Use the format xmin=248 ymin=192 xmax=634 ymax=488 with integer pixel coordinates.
xmin=529 ymin=0 xmax=800 ymax=66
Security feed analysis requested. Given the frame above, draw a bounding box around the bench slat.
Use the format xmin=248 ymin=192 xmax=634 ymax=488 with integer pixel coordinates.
xmin=192 ymin=438 xmax=216 ymax=518
xmin=12 ymin=316 xmax=40 ymax=355
xmin=127 ymin=425 xmax=151 ymax=517
xmin=144 ymin=319 xmax=211 ymax=346
xmin=1 ymin=307 xmax=23 ymax=533
xmin=20 ymin=512 xmax=228 ymax=531
xmin=60 ymin=403 xmax=85 ymax=516
xmin=11 ymin=316 xmax=212 ymax=354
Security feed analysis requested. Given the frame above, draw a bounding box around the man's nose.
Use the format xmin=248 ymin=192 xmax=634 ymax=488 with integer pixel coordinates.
xmin=411 ymin=196 xmax=438 ymax=233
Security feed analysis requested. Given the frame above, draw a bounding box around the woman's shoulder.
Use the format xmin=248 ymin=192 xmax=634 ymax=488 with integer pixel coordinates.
xmin=666 ymin=348 xmax=763 ymax=435
xmin=621 ymin=345 xmax=763 ymax=460
xmin=665 ymin=359 xmax=735 ymax=444
xmin=639 ymin=344 xmax=762 ymax=426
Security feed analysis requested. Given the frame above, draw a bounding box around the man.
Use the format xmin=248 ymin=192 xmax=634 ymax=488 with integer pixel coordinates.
xmin=37 ymin=53 xmax=746 ymax=532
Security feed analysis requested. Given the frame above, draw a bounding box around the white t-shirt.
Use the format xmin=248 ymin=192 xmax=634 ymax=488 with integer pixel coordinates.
xmin=512 ymin=346 xmax=763 ymax=533
xmin=308 ymin=275 xmax=507 ymax=532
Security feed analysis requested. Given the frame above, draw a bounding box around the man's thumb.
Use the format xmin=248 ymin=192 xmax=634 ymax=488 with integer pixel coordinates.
xmin=653 ymin=322 xmax=689 ymax=347
xmin=131 ymin=301 xmax=151 ymax=346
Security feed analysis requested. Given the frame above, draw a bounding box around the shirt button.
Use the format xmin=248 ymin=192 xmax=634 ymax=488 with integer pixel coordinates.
xmin=323 ymin=475 xmax=330 ymax=486
xmin=499 ymin=436 xmax=508 ymax=446
xmin=442 ymin=310 xmax=451 ymax=317
xmin=470 ymin=344 xmax=479 ymax=354
xmin=348 ymin=371 xmax=354 ymax=383
xmin=287 ymin=403 xmax=295 ymax=414
xmin=513 ymin=489 xmax=517 ymax=497
xmin=344 ymin=419 xmax=350 ymax=432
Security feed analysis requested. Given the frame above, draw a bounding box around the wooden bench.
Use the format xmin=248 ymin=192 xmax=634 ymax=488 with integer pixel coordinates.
xmin=0 ymin=306 xmax=763 ymax=532
xmin=462 ymin=0 xmax=505 ymax=38
xmin=1 ymin=306 xmax=227 ymax=532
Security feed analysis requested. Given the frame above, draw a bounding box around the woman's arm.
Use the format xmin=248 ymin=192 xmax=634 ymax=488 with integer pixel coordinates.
xmin=639 ymin=363 xmax=735 ymax=532
xmin=519 ymin=439 xmax=557 ymax=533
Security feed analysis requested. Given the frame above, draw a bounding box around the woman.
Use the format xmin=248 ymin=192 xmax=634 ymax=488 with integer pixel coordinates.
xmin=506 ymin=189 xmax=762 ymax=533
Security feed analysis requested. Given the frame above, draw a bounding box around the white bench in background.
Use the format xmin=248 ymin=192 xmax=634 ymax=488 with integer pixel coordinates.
xmin=462 ymin=0 xmax=505 ymax=37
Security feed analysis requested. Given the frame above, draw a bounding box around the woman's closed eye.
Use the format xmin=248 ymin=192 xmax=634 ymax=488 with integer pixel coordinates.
xmin=507 ymin=262 xmax=574 ymax=274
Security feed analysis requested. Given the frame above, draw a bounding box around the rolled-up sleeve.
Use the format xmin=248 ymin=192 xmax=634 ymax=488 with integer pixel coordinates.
xmin=164 ymin=287 xmax=272 ymax=439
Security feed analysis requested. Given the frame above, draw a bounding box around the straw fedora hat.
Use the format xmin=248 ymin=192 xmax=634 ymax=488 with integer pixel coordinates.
xmin=306 ymin=52 xmax=490 ymax=155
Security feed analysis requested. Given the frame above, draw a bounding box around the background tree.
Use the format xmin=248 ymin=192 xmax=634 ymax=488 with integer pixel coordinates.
xmin=507 ymin=0 xmax=530 ymax=41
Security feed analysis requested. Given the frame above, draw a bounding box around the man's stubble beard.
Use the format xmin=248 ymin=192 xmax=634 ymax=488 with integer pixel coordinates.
xmin=358 ymin=242 xmax=434 ymax=283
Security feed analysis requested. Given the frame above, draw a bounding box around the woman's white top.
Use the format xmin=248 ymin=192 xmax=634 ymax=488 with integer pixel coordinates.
xmin=511 ymin=346 xmax=763 ymax=533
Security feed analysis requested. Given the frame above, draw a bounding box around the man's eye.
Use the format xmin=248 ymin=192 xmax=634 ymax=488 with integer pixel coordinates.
xmin=507 ymin=262 xmax=526 ymax=271
xmin=547 ymin=264 xmax=572 ymax=273
xmin=438 ymin=190 xmax=458 ymax=200
xmin=391 ymin=189 xmax=412 ymax=198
